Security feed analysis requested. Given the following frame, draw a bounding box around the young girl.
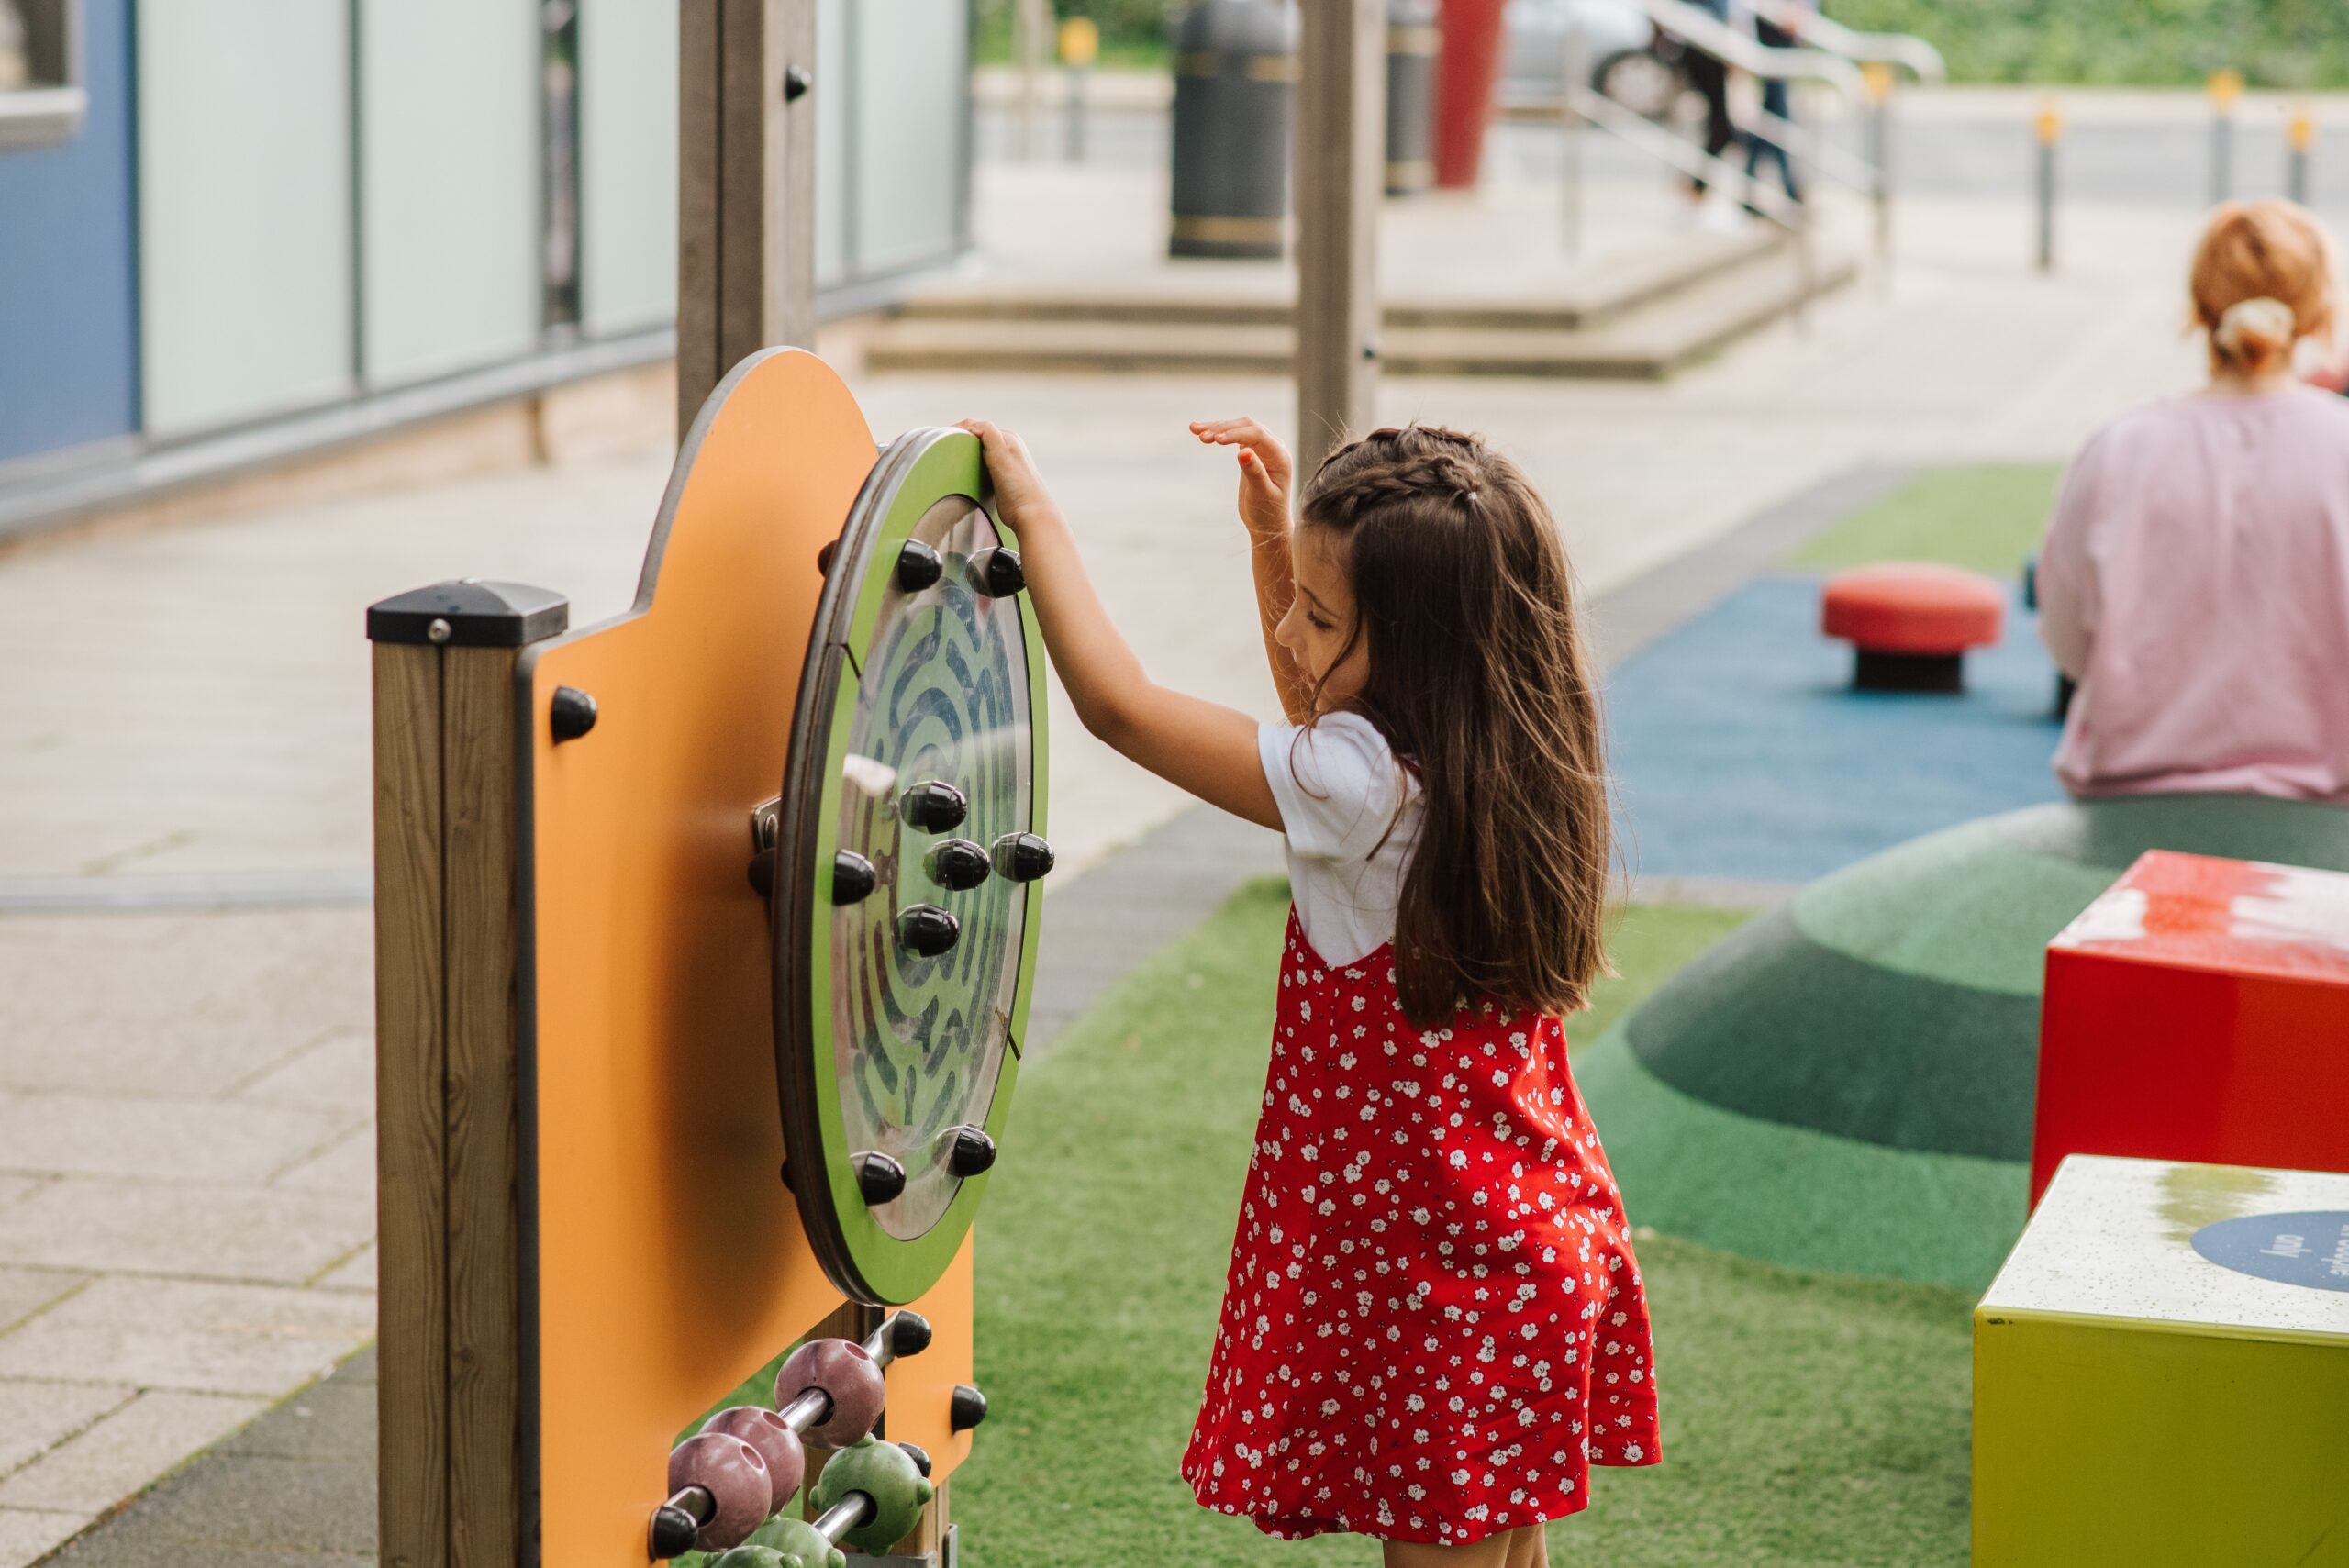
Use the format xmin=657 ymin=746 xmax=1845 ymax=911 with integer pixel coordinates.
xmin=957 ymin=417 xmax=1660 ymax=1567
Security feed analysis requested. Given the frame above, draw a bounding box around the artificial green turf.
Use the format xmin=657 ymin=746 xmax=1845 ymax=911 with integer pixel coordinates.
xmin=1787 ymin=464 xmax=2062 ymax=579
xmin=955 ymin=881 xmax=1972 ymax=1567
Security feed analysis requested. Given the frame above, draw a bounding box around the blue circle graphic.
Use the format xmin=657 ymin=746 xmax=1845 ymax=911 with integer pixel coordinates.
xmin=2190 ymin=1210 xmax=2349 ymax=1293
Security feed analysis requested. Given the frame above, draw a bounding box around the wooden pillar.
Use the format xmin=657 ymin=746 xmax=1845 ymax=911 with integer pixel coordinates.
xmin=1294 ymin=0 xmax=1385 ymax=479
xmin=678 ymin=0 xmax=819 ymax=439
xmin=371 ymin=582 xmax=570 ymax=1568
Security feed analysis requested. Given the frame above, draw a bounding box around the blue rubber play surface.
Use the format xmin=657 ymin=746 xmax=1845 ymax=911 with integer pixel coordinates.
xmin=1607 ymin=574 xmax=2067 ymax=884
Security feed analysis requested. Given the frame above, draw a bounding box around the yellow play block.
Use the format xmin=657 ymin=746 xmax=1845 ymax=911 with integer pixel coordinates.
xmin=1975 ymin=1155 xmax=2349 ymax=1566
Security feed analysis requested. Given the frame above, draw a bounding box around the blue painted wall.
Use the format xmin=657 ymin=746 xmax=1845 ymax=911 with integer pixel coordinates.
xmin=0 ymin=0 xmax=138 ymax=467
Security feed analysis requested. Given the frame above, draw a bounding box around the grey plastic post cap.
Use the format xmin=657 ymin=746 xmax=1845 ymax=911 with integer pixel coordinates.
xmin=366 ymin=580 xmax=571 ymax=647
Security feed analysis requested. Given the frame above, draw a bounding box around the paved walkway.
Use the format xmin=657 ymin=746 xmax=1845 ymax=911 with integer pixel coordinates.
xmin=0 ymin=127 xmax=2242 ymax=1560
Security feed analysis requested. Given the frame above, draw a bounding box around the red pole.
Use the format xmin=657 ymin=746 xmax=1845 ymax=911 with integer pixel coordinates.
xmin=1431 ymin=0 xmax=1507 ymax=188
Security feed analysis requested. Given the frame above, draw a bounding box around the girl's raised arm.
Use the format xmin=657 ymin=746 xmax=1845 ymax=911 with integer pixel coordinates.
xmin=959 ymin=420 xmax=1283 ymax=832
xmin=1190 ymin=418 xmax=1316 ymax=725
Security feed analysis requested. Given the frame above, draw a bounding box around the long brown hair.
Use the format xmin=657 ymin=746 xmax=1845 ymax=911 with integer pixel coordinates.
xmin=1298 ymin=425 xmax=1611 ymax=1025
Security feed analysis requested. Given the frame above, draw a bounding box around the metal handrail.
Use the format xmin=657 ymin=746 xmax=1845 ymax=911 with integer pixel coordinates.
xmin=1632 ymin=0 xmax=1861 ymax=95
xmin=1742 ymin=103 xmax=1880 ymax=195
xmin=1563 ymin=83 xmax=1804 ymax=234
xmin=1754 ymin=3 xmax=1946 ymax=83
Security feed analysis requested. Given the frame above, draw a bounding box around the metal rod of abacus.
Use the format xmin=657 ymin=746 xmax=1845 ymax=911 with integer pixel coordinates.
xmin=2035 ymin=98 xmax=2062 ymax=274
xmin=2210 ymin=69 xmax=2243 ymax=206
xmin=1560 ymin=18 xmax=1588 ymax=256
xmin=814 ymin=1493 xmax=875 ymax=1540
xmin=664 ymin=1485 xmax=714 ymax=1524
xmin=777 ymin=1385 xmax=831 ymax=1433
xmin=2289 ymin=104 xmax=2316 ymax=206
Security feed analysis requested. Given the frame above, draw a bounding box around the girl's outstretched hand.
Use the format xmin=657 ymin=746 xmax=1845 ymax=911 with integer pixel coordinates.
xmin=957 ymin=419 xmax=1059 ymax=533
xmin=1190 ymin=417 xmax=1292 ymax=537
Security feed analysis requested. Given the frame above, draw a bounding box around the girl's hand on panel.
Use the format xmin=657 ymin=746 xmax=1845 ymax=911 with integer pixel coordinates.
xmin=1190 ymin=417 xmax=1293 ymax=538
xmin=958 ymin=419 xmax=1059 ymax=535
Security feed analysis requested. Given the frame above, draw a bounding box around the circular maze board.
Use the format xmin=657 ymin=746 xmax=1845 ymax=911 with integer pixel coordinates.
xmin=774 ymin=428 xmax=1051 ymax=1304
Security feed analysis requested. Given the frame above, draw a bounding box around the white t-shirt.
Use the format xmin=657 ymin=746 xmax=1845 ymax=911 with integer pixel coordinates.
xmin=1256 ymin=713 xmax=1424 ymax=965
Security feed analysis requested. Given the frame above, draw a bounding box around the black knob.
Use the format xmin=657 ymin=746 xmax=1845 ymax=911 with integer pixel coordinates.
xmin=649 ymin=1503 xmax=701 ymax=1559
xmin=784 ymin=64 xmax=813 ymax=102
xmin=948 ymin=1124 xmax=996 ymax=1178
xmin=899 ymin=1441 xmax=933 ymax=1478
xmin=885 ymin=1310 xmax=933 ymax=1358
xmin=925 ymin=838 xmax=991 ymax=891
xmin=990 ymin=832 xmax=1054 ymax=883
xmin=896 ymin=904 xmax=960 ymax=957
xmin=969 ymin=547 xmax=1025 ymax=596
xmin=899 ymin=781 xmax=967 ymax=833
xmin=832 ymin=850 xmax=877 ymax=905
xmin=949 ymin=1385 xmax=988 ymax=1432
xmin=748 ymin=849 xmax=777 ymax=898
xmin=896 ymin=539 xmax=943 ymax=592
xmin=854 ymin=1151 xmax=907 ymax=1206
xmin=551 ymin=685 xmax=598 ymax=741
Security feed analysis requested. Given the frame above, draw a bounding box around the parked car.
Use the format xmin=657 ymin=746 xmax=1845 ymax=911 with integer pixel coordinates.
xmin=1500 ymin=0 xmax=1687 ymax=119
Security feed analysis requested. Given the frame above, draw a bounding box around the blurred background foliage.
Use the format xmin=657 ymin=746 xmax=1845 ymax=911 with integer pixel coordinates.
xmin=976 ymin=0 xmax=2349 ymax=88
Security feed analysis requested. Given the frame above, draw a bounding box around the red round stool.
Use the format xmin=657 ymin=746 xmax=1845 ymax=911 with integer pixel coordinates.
xmin=1820 ymin=562 xmax=2006 ymax=693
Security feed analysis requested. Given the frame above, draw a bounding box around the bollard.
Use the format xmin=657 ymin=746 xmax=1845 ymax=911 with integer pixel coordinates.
xmin=2209 ymin=68 xmax=2243 ymax=206
xmin=1060 ymin=17 xmax=1098 ymax=162
xmin=1169 ymin=0 xmax=1299 ymax=259
xmin=2035 ymin=97 xmax=2062 ymax=274
xmin=1863 ymin=60 xmax=1895 ymax=267
xmin=2289 ymin=103 xmax=2316 ymax=206
xmin=1385 ymin=0 xmax=1439 ymax=195
xmin=1560 ymin=16 xmax=1587 ymax=254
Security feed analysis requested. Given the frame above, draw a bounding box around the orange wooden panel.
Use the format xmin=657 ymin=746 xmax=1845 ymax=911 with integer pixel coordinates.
xmin=887 ymin=1231 xmax=976 ymax=1476
xmin=518 ymin=350 xmax=895 ymax=1566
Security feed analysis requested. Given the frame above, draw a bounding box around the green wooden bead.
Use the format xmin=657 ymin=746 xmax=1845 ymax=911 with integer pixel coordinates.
xmin=807 ymin=1434 xmax=936 ymax=1552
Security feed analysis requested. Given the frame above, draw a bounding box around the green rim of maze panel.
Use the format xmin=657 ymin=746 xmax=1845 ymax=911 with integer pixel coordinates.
xmin=777 ymin=427 xmax=1052 ymax=1305
xmin=1628 ymin=794 xmax=2349 ymax=1166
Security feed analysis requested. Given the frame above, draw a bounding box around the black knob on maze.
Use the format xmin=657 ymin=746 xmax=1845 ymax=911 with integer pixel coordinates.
xmin=832 ymin=850 xmax=877 ymax=905
xmin=885 ymin=1310 xmax=933 ymax=1359
xmin=948 ymin=1124 xmax=997 ymax=1178
xmin=896 ymin=904 xmax=961 ymax=957
xmin=969 ymin=547 xmax=1025 ymax=596
xmin=899 ymin=781 xmax=968 ymax=833
xmin=648 ymin=1502 xmax=702 ymax=1559
xmin=551 ymin=685 xmax=598 ymax=741
xmin=747 ymin=850 xmax=777 ymax=898
xmin=949 ymin=1385 xmax=989 ymax=1432
xmin=899 ymin=1442 xmax=933 ymax=1479
xmin=896 ymin=539 xmax=944 ymax=592
xmin=925 ymin=838 xmax=991 ymax=891
xmin=854 ymin=1151 xmax=907 ymax=1206
xmin=990 ymin=832 xmax=1054 ymax=883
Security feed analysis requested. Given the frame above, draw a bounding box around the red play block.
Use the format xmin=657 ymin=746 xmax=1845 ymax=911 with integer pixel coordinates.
xmin=1820 ymin=563 xmax=2004 ymax=655
xmin=2032 ymin=850 xmax=2349 ymax=1207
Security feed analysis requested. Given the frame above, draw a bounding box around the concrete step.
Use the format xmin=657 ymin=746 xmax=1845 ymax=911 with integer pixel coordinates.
xmin=865 ymin=240 xmax=1859 ymax=381
xmin=895 ymin=227 xmax=1783 ymax=334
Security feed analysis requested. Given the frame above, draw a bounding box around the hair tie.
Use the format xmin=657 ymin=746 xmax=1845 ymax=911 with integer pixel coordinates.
xmin=2215 ymin=295 xmax=2297 ymax=353
xmin=1462 ymin=489 xmax=1481 ymax=505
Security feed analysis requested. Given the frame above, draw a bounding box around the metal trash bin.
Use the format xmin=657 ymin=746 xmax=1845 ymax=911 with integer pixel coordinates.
xmin=1386 ymin=0 xmax=1439 ymax=195
xmin=1168 ymin=0 xmax=1298 ymax=260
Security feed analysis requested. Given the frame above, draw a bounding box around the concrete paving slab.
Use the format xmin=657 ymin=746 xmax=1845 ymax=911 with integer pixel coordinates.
xmin=0 ymin=1278 xmax=371 ymax=1396
xmin=0 ymin=1271 xmax=84 ymax=1336
xmin=0 ymin=1181 xmax=371 ymax=1285
xmin=309 ymin=1245 xmax=373 ymax=1295
xmin=0 ymin=1095 xmax=354 ymax=1187
xmin=266 ymin=1128 xmax=373 ymax=1200
xmin=0 ymin=1188 xmax=36 ymax=1222
xmin=0 ymin=1507 xmax=83 ymax=1568
xmin=232 ymin=1029 xmax=371 ymax=1115
xmin=0 ymin=1385 xmax=128 ymax=1479
xmin=0 ymin=1392 xmax=266 ymax=1514
xmin=214 ymin=1378 xmax=375 ymax=1464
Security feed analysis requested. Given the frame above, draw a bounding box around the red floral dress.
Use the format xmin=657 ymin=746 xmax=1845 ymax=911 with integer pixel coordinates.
xmin=1181 ymin=913 xmax=1662 ymax=1546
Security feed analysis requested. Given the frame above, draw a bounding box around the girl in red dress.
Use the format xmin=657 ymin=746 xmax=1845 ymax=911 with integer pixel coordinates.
xmin=960 ymin=417 xmax=1659 ymax=1568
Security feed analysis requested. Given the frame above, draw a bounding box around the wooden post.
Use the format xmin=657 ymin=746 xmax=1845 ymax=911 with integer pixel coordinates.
xmin=678 ymin=0 xmax=819 ymax=438
xmin=371 ymin=583 xmax=571 ymax=1568
xmin=1294 ymin=0 xmax=1384 ymax=479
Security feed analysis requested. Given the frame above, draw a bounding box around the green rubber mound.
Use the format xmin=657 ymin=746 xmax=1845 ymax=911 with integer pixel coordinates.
xmin=1586 ymin=793 xmax=2349 ymax=1292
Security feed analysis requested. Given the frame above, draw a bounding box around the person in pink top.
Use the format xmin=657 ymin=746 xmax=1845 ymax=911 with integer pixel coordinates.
xmin=2038 ymin=199 xmax=2349 ymax=803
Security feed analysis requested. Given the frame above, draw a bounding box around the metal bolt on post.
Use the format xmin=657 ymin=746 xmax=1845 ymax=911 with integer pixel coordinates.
xmin=2289 ymin=103 xmax=2316 ymax=206
xmin=2035 ymin=97 xmax=2063 ymax=274
xmin=2209 ymin=68 xmax=2243 ymax=206
xmin=1060 ymin=17 xmax=1098 ymax=162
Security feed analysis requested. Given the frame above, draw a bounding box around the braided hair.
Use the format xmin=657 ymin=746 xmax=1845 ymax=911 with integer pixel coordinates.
xmin=1297 ymin=426 xmax=1611 ymax=1024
